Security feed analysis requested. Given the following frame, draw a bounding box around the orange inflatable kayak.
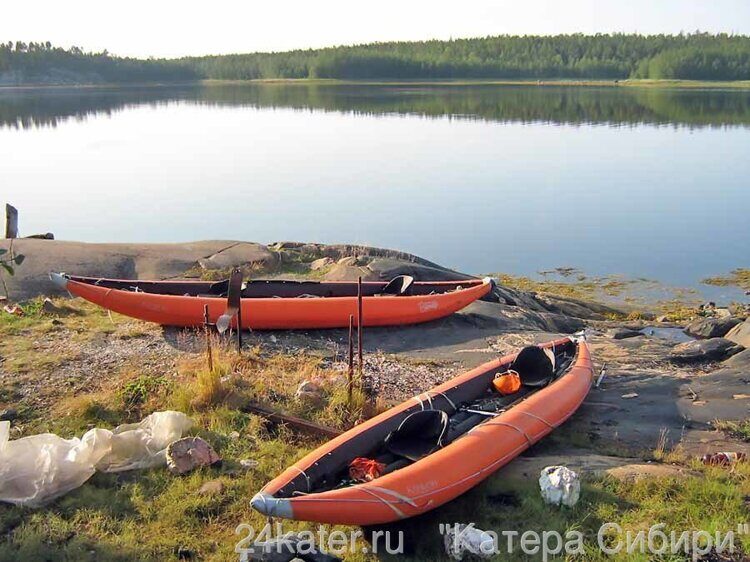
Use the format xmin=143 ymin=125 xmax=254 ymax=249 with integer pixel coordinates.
xmin=251 ymin=337 xmax=593 ymax=525
xmin=50 ymin=273 xmax=492 ymax=330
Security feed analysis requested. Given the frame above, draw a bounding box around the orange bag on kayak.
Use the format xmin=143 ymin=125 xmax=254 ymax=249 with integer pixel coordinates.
xmin=349 ymin=458 xmax=386 ymax=482
xmin=492 ymin=371 xmax=521 ymax=395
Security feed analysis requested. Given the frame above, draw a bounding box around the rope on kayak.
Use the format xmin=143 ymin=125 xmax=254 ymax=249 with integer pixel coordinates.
xmin=290 ymin=485 xmax=424 ymax=519
xmin=368 ymin=485 xmax=420 ymax=507
xmin=425 ymin=393 xmax=433 ymax=410
xmin=519 ymin=410 xmax=555 ymax=429
xmin=413 ymin=394 xmax=425 ymax=410
xmin=289 ymin=466 xmax=311 ymax=492
xmin=414 ymin=391 xmax=455 ymax=411
xmin=413 ymin=392 xmax=434 ymax=410
xmin=479 ymin=420 xmax=533 ymax=445
xmin=432 ymin=391 xmax=456 ymax=410
xmin=359 ymin=487 xmax=407 ymax=519
xmin=407 ymin=440 xmax=530 ymax=501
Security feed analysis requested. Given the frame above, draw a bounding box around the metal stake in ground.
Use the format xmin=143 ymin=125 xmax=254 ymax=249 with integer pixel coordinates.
xmin=357 ymin=276 xmax=363 ymax=382
xmin=203 ymin=304 xmax=214 ymax=372
xmin=348 ymin=314 xmax=354 ymax=404
xmin=235 ymin=297 xmax=243 ymax=355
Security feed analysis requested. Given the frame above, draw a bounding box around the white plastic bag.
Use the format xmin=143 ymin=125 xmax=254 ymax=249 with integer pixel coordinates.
xmin=0 ymin=411 xmax=192 ymax=507
xmin=97 ymin=410 xmax=193 ymax=472
xmin=539 ymin=465 xmax=580 ymax=507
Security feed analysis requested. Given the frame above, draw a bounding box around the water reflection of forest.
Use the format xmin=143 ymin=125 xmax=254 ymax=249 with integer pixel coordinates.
xmin=2 ymin=83 xmax=749 ymax=130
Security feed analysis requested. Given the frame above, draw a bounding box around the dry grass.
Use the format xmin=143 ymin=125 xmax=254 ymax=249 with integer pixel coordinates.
xmin=655 ymin=299 xmax=699 ymax=322
xmin=651 ymin=427 xmax=688 ymax=463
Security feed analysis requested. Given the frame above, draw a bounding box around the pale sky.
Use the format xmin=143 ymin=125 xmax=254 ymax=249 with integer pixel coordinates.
xmin=3 ymin=0 xmax=749 ymax=59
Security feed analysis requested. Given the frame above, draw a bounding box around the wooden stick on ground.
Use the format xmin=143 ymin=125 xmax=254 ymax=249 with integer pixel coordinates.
xmin=203 ymin=304 xmax=214 ymax=372
xmin=348 ymin=314 xmax=354 ymax=404
xmin=357 ymin=275 xmax=363 ymax=385
xmin=243 ymin=403 xmax=342 ymax=439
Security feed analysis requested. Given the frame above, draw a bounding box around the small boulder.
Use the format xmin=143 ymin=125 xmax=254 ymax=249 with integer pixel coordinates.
xmin=337 ymin=256 xmax=363 ymax=266
xmin=197 ymin=480 xmax=224 ymax=495
xmin=669 ymin=338 xmax=744 ymax=364
xmin=310 ymin=257 xmax=334 ymax=271
xmin=0 ymin=408 xmax=18 ymax=422
xmin=656 ymin=315 xmax=670 ymax=323
xmin=197 ymin=242 xmax=276 ymax=271
xmin=175 ymin=546 xmax=194 ymax=560
xmin=41 ymin=297 xmax=63 ymax=314
xmin=166 ymin=437 xmax=221 ymax=474
xmin=725 ymin=319 xmax=750 ymax=348
xmin=295 ymin=380 xmax=324 ymax=404
xmin=607 ymin=328 xmax=644 ymax=340
xmin=41 ymin=298 xmax=75 ymax=316
xmin=685 ymin=317 xmax=741 ymax=339
xmin=724 ymin=349 xmax=750 ymax=369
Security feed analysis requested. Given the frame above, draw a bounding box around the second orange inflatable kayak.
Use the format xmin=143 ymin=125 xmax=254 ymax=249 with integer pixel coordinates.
xmin=252 ymin=337 xmax=593 ymax=525
xmin=50 ymin=273 xmax=492 ymax=330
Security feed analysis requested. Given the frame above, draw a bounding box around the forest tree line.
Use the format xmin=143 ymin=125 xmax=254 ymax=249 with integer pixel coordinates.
xmin=2 ymin=34 xmax=750 ymax=83
xmin=0 ymin=41 xmax=194 ymax=82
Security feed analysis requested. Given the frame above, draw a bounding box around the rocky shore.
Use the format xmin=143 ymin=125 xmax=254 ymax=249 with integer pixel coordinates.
xmin=2 ymin=238 xmax=748 ymax=458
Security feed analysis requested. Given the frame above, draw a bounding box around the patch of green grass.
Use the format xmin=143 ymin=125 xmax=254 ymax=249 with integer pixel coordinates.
xmin=713 ymin=419 xmax=750 ymax=442
xmin=0 ymin=297 xmax=100 ymax=338
xmin=0 ymin=337 xmax=73 ymax=374
xmin=0 ymin=296 xmax=53 ymax=335
xmin=118 ymin=375 xmax=169 ymax=415
xmin=0 ymin=382 xmax=22 ymax=403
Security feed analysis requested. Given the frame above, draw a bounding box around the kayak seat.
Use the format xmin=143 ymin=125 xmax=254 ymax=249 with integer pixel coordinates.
xmin=378 ymin=275 xmax=415 ymax=296
xmin=385 ymin=410 xmax=448 ymax=461
xmin=207 ymin=280 xmax=229 ymax=296
xmin=510 ymin=346 xmax=555 ymax=387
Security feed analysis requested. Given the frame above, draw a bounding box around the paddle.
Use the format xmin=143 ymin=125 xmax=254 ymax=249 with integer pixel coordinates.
xmin=216 ymin=268 xmax=244 ymax=335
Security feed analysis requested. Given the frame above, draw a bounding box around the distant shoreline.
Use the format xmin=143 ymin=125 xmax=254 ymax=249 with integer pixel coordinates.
xmin=2 ymin=78 xmax=750 ymax=91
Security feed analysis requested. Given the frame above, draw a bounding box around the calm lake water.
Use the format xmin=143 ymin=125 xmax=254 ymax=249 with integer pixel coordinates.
xmin=1 ymin=83 xmax=748 ymax=299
